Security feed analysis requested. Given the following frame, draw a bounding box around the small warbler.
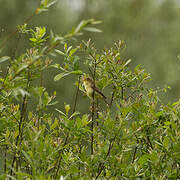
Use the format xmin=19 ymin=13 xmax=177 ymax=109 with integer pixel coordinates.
xmin=82 ymin=77 xmax=107 ymax=99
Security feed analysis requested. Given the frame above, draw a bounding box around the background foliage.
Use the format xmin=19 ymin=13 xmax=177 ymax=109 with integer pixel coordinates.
xmin=0 ymin=0 xmax=180 ymax=179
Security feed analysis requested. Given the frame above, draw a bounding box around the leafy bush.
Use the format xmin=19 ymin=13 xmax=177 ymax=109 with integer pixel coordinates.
xmin=0 ymin=1 xmax=180 ymax=179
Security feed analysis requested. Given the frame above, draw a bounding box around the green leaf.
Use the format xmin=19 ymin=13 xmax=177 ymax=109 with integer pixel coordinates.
xmin=29 ymin=38 xmax=37 ymax=42
xmin=84 ymin=27 xmax=102 ymax=33
xmin=65 ymin=104 xmax=70 ymax=115
xmin=82 ymin=114 xmax=89 ymax=126
xmin=51 ymin=63 xmax=61 ymax=69
xmin=46 ymin=0 xmax=57 ymax=8
xmin=138 ymin=154 xmax=149 ymax=165
xmin=51 ymin=64 xmax=68 ymax=72
xmin=36 ymin=8 xmax=48 ymax=15
xmin=54 ymin=70 xmax=82 ymax=81
xmin=163 ymin=136 xmax=169 ymax=149
xmin=123 ymin=59 xmax=132 ymax=67
xmin=50 ymin=118 xmax=58 ymax=130
xmin=54 ymin=72 xmax=71 ymax=81
xmin=149 ymin=151 xmax=158 ymax=162
xmin=91 ymin=20 xmax=102 ymax=25
xmin=22 ymin=150 xmax=33 ymax=164
xmin=69 ymin=48 xmax=78 ymax=56
xmin=74 ymin=20 xmax=86 ymax=34
xmin=32 ymin=55 xmax=41 ymax=62
xmin=37 ymin=27 xmax=46 ymax=38
xmin=69 ymin=111 xmax=80 ymax=120
xmin=16 ymin=64 xmax=28 ymax=74
xmin=13 ymin=88 xmax=30 ymax=99
xmin=67 ymin=46 xmax=72 ymax=54
xmin=64 ymin=43 xmax=68 ymax=51
xmin=71 ymin=70 xmax=83 ymax=75
xmin=0 ymin=56 xmax=10 ymax=64
xmin=55 ymin=49 xmax=65 ymax=56
xmin=56 ymin=108 xmax=66 ymax=117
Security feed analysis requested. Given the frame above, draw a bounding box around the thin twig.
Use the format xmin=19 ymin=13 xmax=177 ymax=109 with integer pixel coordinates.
xmin=90 ymin=52 xmax=97 ymax=155
xmin=132 ymin=133 xmax=139 ymax=163
xmin=10 ymin=95 xmax=27 ymax=176
xmin=10 ymin=68 xmax=31 ymax=177
xmin=73 ymin=75 xmax=81 ymax=113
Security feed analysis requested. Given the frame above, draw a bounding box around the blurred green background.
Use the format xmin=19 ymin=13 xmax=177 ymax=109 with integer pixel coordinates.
xmin=0 ymin=0 xmax=180 ymax=111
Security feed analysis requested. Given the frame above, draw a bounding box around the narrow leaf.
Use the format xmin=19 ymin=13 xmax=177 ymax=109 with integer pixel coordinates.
xmin=69 ymin=48 xmax=78 ymax=57
xmin=84 ymin=27 xmax=102 ymax=33
xmin=123 ymin=59 xmax=131 ymax=67
xmin=54 ymin=72 xmax=71 ymax=81
xmin=16 ymin=64 xmax=28 ymax=74
xmin=91 ymin=20 xmax=102 ymax=25
xmin=0 ymin=56 xmax=10 ymax=64
xmin=69 ymin=111 xmax=80 ymax=120
xmin=56 ymin=108 xmax=66 ymax=117
xmin=46 ymin=0 xmax=57 ymax=8
xmin=55 ymin=49 xmax=65 ymax=56
xmin=71 ymin=70 xmax=83 ymax=75
xmin=74 ymin=21 xmax=85 ymax=34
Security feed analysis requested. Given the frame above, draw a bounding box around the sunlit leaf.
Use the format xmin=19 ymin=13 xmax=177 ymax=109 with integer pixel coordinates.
xmin=65 ymin=104 xmax=70 ymax=115
xmin=69 ymin=48 xmax=78 ymax=56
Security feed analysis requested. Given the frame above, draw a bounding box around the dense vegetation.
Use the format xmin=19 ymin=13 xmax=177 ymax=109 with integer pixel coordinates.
xmin=0 ymin=1 xmax=180 ymax=179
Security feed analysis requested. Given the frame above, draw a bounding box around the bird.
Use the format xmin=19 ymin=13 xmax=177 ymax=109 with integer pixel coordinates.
xmin=82 ymin=76 xmax=107 ymax=100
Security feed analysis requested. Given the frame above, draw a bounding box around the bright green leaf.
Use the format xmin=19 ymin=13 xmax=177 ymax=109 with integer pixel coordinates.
xmin=71 ymin=70 xmax=83 ymax=75
xmin=29 ymin=38 xmax=37 ymax=42
xmin=65 ymin=104 xmax=70 ymax=115
xmin=69 ymin=48 xmax=78 ymax=56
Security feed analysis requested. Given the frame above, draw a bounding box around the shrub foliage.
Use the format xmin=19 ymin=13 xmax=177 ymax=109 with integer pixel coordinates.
xmin=0 ymin=1 xmax=180 ymax=179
